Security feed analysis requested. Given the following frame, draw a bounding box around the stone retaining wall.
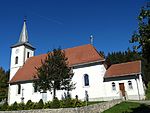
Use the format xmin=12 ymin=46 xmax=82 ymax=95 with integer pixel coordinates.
xmin=1 ymin=99 xmax=122 ymax=113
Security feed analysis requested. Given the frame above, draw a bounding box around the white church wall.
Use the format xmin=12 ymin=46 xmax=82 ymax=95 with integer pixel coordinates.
xmin=10 ymin=46 xmax=34 ymax=81
xmin=135 ymin=74 xmax=145 ymax=99
xmin=139 ymin=74 xmax=145 ymax=95
xmin=24 ymin=47 xmax=34 ymax=61
xmin=9 ymin=63 xmax=107 ymax=104
xmin=103 ymin=75 xmax=145 ymax=101
xmin=71 ymin=63 xmax=106 ymax=101
xmin=8 ymin=84 xmax=22 ymax=104
xmin=9 ymin=83 xmax=44 ymax=105
xmin=10 ymin=46 xmax=25 ymax=80
xmin=9 ymin=43 xmax=35 ymax=105
xmin=8 ymin=64 xmax=145 ymax=105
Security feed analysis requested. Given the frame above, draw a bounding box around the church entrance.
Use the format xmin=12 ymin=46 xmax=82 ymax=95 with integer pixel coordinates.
xmin=42 ymin=92 xmax=47 ymax=102
xmin=119 ymin=83 xmax=125 ymax=97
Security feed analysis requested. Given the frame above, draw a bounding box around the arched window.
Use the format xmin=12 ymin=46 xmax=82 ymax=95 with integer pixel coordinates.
xmin=112 ymin=82 xmax=116 ymax=91
xmin=17 ymin=84 xmax=21 ymax=94
xmin=15 ymin=56 xmax=18 ymax=64
xmin=128 ymin=81 xmax=133 ymax=89
xmin=84 ymin=74 xmax=89 ymax=86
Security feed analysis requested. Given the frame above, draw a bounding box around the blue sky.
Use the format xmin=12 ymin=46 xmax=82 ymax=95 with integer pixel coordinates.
xmin=0 ymin=0 xmax=147 ymax=70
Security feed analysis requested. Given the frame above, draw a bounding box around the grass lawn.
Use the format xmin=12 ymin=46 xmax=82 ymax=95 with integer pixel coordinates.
xmin=102 ymin=101 xmax=150 ymax=113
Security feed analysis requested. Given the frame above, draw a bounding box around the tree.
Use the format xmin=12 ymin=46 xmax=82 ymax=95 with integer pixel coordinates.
xmin=33 ymin=48 xmax=75 ymax=99
xmin=99 ymin=51 xmax=105 ymax=59
xmin=130 ymin=2 xmax=150 ymax=82
xmin=0 ymin=67 xmax=9 ymax=102
xmin=106 ymin=49 xmax=141 ymax=67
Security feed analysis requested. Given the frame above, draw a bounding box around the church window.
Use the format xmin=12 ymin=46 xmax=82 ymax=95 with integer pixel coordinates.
xmin=15 ymin=56 xmax=18 ymax=64
xmin=84 ymin=74 xmax=89 ymax=86
xmin=112 ymin=82 xmax=116 ymax=91
xmin=128 ymin=81 xmax=133 ymax=89
xmin=27 ymin=52 xmax=30 ymax=58
xmin=17 ymin=84 xmax=21 ymax=94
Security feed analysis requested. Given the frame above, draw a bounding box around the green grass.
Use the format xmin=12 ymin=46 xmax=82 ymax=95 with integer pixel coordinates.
xmin=102 ymin=102 xmax=150 ymax=113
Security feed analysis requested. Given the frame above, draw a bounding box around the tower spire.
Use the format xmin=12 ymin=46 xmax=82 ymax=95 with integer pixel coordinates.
xmin=18 ymin=19 xmax=28 ymax=43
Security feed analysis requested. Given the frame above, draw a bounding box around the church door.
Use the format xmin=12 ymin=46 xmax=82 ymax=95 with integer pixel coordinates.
xmin=119 ymin=83 xmax=125 ymax=96
xmin=42 ymin=92 xmax=47 ymax=102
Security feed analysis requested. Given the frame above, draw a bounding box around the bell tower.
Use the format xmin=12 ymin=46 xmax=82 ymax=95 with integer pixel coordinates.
xmin=9 ymin=19 xmax=35 ymax=80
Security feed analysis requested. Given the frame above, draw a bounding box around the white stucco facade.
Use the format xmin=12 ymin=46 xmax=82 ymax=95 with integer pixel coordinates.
xmin=103 ymin=75 xmax=145 ymax=101
xmin=8 ymin=62 xmax=107 ymax=104
xmin=10 ymin=46 xmax=34 ymax=80
xmin=8 ymin=20 xmax=145 ymax=105
xmin=71 ymin=63 xmax=106 ymax=101
xmin=8 ymin=60 xmax=145 ymax=105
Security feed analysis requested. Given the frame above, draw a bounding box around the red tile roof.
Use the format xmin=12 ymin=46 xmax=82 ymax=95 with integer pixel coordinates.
xmin=105 ymin=60 xmax=141 ymax=78
xmin=10 ymin=44 xmax=104 ymax=83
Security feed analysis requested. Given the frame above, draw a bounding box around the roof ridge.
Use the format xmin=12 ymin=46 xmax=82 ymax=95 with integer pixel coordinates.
xmin=110 ymin=60 xmax=141 ymax=66
xmin=64 ymin=44 xmax=92 ymax=51
xmin=28 ymin=44 xmax=93 ymax=59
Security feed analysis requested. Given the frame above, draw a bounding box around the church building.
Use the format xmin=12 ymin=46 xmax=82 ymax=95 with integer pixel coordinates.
xmin=8 ymin=20 xmax=145 ymax=105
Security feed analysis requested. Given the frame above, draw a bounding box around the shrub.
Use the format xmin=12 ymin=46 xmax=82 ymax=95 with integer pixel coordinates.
xmin=44 ymin=101 xmax=51 ymax=109
xmin=73 ymin=98 xmax=85 ymax=107
xmin=51 ymin=97 xmax=60 ymax=108
xmin=60 ymin=98 xmax=75 ymax=108
xmin=0 ymin=98 xmax=88 ymax=111
xmin=17 ymin=103 xmax=25 ymax=110
xmin=8 ymin=102 xmax=18 ymax=111
xmin=32 ymin=102 xmax=38 ymax=109
xmin=12 ymin=102 xmax=18 ymax=110
xmin=0 ymin=102 xmax=8 ymax=111
xmin=25 ymin=100 xmax=34 ymax=110
xmin=36 ymin=99 xmax=44 ymax=109
xmin=74 ymin=100 xmax=84 ymax=107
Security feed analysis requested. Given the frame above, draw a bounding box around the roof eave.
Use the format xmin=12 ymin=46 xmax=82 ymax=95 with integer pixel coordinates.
xmin=71 ymin=59 xmax=105 ymax=67
xmin=11 ymin=43 xmax=36 ymax=50
xmin=104 ymin=72 xmax=141 ymax=78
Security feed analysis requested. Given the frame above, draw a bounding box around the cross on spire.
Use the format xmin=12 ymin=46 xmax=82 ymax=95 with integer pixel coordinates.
xmin=90 ymin=35 xmax=94 ymax=45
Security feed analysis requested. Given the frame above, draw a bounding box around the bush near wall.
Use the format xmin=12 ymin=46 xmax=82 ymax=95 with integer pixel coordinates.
xmin=0 ymin=98 xmax=91 ymax=111
xmin=146 ymin=82 xmax=150 ymax=99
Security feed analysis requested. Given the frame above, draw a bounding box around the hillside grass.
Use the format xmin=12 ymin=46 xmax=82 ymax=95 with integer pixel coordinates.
xmin=102 ymin=101 xmax=150 ymax=113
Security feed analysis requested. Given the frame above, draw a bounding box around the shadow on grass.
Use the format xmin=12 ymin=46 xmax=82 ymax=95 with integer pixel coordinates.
xmin=130 ymin=104 xmax=150 ymax=113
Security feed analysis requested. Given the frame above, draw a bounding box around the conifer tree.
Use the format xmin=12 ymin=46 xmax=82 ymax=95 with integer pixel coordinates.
xmin=0 ymin=67 xmax=9 ymax=102
xmin=106 ymin=49 xmax=141 ymax=67
xmin=33 ymin=48 xmax=75 ymax=99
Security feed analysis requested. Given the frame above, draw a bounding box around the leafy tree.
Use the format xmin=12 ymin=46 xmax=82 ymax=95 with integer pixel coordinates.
xmin=130 ymin=2 xmax=150 ymax=82
xmin=34 ymin=48 xmax=75 ymax=99
xmin=0 ymin=67 xmax=9 ymax=102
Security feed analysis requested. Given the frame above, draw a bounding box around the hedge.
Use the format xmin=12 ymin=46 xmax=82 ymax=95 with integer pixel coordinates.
xmin=0 ymin=97 xmax=86 ymax=111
